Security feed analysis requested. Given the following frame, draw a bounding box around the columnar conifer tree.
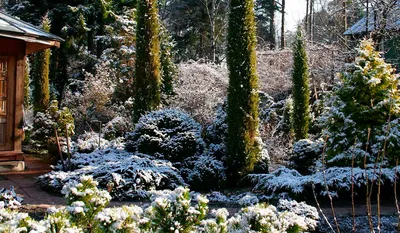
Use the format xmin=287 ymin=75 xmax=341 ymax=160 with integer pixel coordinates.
xmin=134 ymin=0 xmax=161 ymax=121
xmin=33 ymin=15 xmax=51 ymax=114
xmin=292 ymin=27 xmax=310 ymax=141
xmin=226 ymin=0 xmax=261 ymax=184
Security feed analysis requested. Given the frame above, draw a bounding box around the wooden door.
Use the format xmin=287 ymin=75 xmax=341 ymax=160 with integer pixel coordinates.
xmin=0 ymin=57 xmax=14 ymax=151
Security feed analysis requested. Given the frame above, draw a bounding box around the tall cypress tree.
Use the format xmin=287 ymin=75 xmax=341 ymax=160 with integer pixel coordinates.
xmin=226 ymin=0 xmax=261 ymax=184
xmin=134 ymin=0 xmax=161 ymax=121
xmin=292 ymin=27 xmax=310 ymax=141
xmin=33 ymin=15 xmax=51 ymax=114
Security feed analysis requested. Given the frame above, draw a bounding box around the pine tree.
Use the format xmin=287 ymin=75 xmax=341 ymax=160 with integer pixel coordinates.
xmin=292 ymin=27 xmax=310 ymax=141
xmin=321 ymin=39 xmax=400 ymax=167
xmin=160 ymin=25 xmax=176 ymax=96
xmin=33 ymin=15 xmax=51 ymax=114
xmin=226 ymin=0 xmax=261 ymax=184
xmin=133 ymin=0 xmax=161 ymax=121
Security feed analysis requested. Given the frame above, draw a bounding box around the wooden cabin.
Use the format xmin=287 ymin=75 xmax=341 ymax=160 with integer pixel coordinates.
xmin=0 ymin=12 xmax=63 ymax=170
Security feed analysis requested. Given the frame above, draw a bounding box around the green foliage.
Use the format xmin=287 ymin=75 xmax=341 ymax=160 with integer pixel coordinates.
xmin=146 ymin=187 xmax=209 ymax=232
xmin=226 ymin=0 xmax=261 ymax=183
xmin=160 ymin=25 xmax=177 ymax=96
xmin=32 ymin=15 xmax=51 ymax=114
xmin=133 ymin=0 xmax=162 ymax=121
xmin=126 ymin=109 xmax=205 ymax=163
xmin=320 ymin=39 xmax=400 ymax=166
xmin=292 ymin=28 xmax=310 ymax=141
xmin=0 ymin=176 xmax=317 ymax=232
xmin=62 ymin=176 xmax=111 ymax=230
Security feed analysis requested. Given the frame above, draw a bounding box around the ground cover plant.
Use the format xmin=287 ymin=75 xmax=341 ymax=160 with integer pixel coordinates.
xmin=1 ymin=176 xmax=319 ymax=233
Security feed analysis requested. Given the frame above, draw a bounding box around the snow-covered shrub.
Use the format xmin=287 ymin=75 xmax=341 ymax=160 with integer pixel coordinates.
xmin=186 ymin=155 xmax=226 ymax=191
xmin=291 ymin=139 xmax=324 ymax=175
xmin=319 ymin=39 xmax=400 ymax=167
xmin=250 ymin=165 xmax=400 ymax=198
xmin=95 ymin=205 xmax=144 ymax=232
xmin=2 ymin=175 xmax=319 ymax=232
xmin=102 ymin=116 xmax=133 ymax=140
xmin=126 ymin=109 xmax=205 ymax=163
xmin=205 ymin=99 xmax=270 ymax=170
xmin=37 ymin=148 xmax=185 ymax=199
xmin=63 ymin=58 xmax=120 ymax=135
xmin=62 ymin=176 xmax=111 ymax=229
xmin=226 ymin=203 xmax=315 ymax=233
xmin=145 ymin=187 xmax=209 ymax=232
xmin=277 ymin=199 xmax=319 ymax=228
xmin=167 ymin=62 xmax=228 ymax=124
xmin=0 ymin=187 xmax=23 ymax=209
xmin=75 ymin=132 xmax=113 ymax=153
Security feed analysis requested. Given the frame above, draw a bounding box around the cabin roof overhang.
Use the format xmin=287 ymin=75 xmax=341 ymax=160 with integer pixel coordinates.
xmin=0 ymin=11 xmax=64 ymax=55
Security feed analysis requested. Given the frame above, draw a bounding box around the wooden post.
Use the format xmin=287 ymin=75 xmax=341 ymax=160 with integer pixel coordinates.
xmin=14 ymin=51 xmax=25 ymax=152
xmin=65 ymin=124 xmax=71 ymax=171
xmin=54 ymin=126 xmax=65 ymax=171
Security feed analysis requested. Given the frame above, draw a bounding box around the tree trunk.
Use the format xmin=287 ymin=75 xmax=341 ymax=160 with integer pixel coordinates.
xmin=366 ymin=0 xmax=369 ymax=34
xmin=280 ymin=0 xmax=285 ymax=48
xmin=210 ymin=0 xmax=216 ymax=63
xmin=305 ymin=0 xmax=309 ymax=34
xmin=309 ymin=0 xmax=313 ymax=41
xmin=268 ymin=0 xmax=276 ymax=49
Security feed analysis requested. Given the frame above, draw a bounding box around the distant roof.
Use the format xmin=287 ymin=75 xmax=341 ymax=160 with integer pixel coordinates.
xmin=0 ymin=11 xmax=64 ymax=54
xmin=344 ymin=3 xmax=400 ymax=36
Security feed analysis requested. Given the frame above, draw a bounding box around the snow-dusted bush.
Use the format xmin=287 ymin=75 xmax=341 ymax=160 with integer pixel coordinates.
xmin=250 ymin=165 xmax=400 ymax=198
xmin=3 ymin=176 xmax=318 ymax=233
xmin=186 ymin=155 xmax=226 ymax=191
xmin=102 ymin=116 xmax=133 ymax=140
xmin=37 ymin=148 xmax=185 ymax=199
xmin=30 ymin=100 xmax=75 ymax=143
xmin=146 ymin=187 xmax=209 ymax=232
xmin=0 ymin=187 xmax=23 ymax=209
xmin=319 ymin=39 xmax=400 ymax=167
xmin=126 ymin=109 xmax=205 ymax=163
xmin=74 ymin=130 xmax=125 ymax=154
xmin=167 ymin=62 xmax=228 ymax=124
xmin=62 ymin=176 xmax=111 ymax=229
xmin=291 ymin=139 xmax=324 ymax=175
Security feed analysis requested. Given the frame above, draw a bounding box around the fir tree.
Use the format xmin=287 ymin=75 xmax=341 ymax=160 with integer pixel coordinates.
xmin=33 ymin=15 xmax=51 ymax=113
xmin=160 ymin=25 xmax=176 ymax=96
xmin=226 ymin=0 xmax=261 ymax=184
xmin=133 ymin=0 xmax=161 ymax=121
xmin=320 ymin=39 xmax=400 ymax=167
xmin=292 ymin=28 xmax=310 ymax=141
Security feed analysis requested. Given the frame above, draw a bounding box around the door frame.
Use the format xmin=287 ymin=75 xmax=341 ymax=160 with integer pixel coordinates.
xmin=0 ymin=56 xmax=15 ymax=151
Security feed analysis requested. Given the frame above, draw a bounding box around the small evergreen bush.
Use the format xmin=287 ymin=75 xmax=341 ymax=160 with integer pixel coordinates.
xmin=126 ymin=109 xmax=205 ymax=163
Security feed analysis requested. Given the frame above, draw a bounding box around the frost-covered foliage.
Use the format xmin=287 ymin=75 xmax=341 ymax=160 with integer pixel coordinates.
xmin=1 ymin=177 xmax=317 ymax=233
xmin=290 ymin=139 xmax=324 ymax=175
xmin=186 ymin=155 xmax=226 ymax=191
xmin=102 ymin=116 xmax=133 ymax=140
xmin=74 ymin=132 xmax=121 ymax=153
xmin=62 ymin=176 xmax=112 ymax=228
xmin=126 ymin=109 xmax=205 ymax=163
xmin=37 ymin=148 xmax=185 ymax=200
xmin=28 ymin=100 xmax=74 ymax=153
xmin=319 ymin=39 xmax=400 ymax=167
xmin=167 ymin=62 xmax=228 ymax=124
xmin=0 ymin=187 xmax=23 ymax=209
xmin=250 ymin=166 xmax=400 ymax=198
xmin=63 ymin=59 xmax=121 ymax=134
